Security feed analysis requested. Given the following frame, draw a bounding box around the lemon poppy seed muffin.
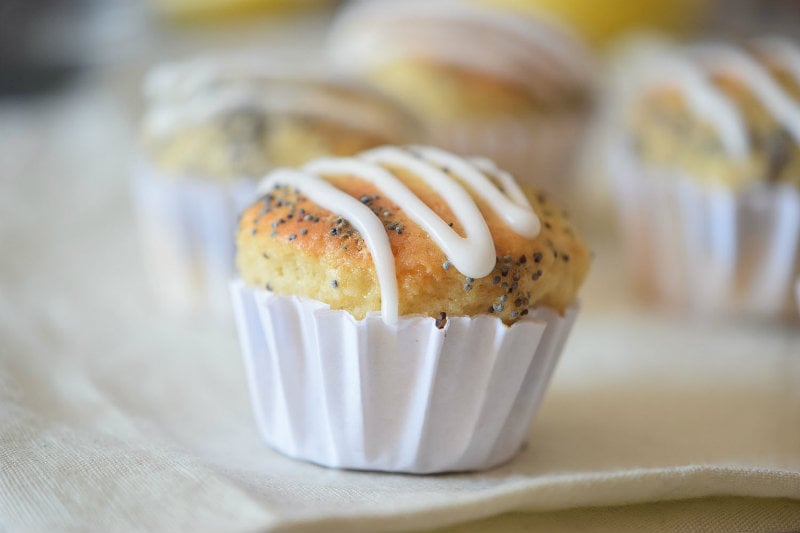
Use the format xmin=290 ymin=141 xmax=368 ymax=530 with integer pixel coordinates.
xmin=627 ymin=38 xmax=800 ymax=189
xmin=231 ymin=145 xmax=590 ymax=473
xmin=236 ymin=146 xmax=589 ymax=324
xmin=611 ymin=37 xmax=800 ymax=318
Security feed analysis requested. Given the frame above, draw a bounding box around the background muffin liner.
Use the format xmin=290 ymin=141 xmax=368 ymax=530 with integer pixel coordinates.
xmin=609 ymin=138 xmax=800 ymax=319
xmin=131 ymin=159 xmax=257 ymax=317
xmin=230 ymin=280 xmax=578 ymax=474
xmin=427 ymin=111 xmax=588 ymax=205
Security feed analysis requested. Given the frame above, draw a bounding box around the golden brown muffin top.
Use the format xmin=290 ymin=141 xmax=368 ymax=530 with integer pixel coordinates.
xmin=236 ymin=146 xmax=590 ymax=324
xmin=625 ymin=39 xmax=800 ymax=188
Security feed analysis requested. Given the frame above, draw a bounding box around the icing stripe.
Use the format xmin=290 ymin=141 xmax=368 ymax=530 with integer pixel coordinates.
xmin=256 ymin=146 xmax=540 ymax=324
xmin=411 ymin=146 xmax=541 ymax=237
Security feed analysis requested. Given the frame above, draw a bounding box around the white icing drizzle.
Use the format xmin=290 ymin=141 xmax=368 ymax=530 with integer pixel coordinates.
xmin=256 ymin=146 xmax=540 ymax=324
xmin=409 ymin=146 xmax=540 ymax=238
xmin=692 ymin=44 xmax=800 ymax=144
xmin=358 ymin=147 xmax=496 ymax=277
xmin=305 ymin=155 xmax=498 ymax=278
xmin=143 ymin=57 xmax=413 ymax=141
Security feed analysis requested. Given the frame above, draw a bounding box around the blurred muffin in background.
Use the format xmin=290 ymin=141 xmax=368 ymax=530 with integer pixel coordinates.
xmin=608 ymin=37 xmax=800 ymax=319
xmin=328 ymin=0 xmax=595 ymax=201
xmin=133 ymin=55 xmax=419 ymax=318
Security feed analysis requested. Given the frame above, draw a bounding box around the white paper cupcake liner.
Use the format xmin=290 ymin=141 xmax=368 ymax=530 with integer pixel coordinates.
xmin=609 ymin=138 xmax=800 ymax=319
xmin=230 ymin=280 xmax=578 ymax=474
xmin=427 ymin=111 xmax=587 ymax=203
xmin=131 ymin=159 xmax=257 ymax=317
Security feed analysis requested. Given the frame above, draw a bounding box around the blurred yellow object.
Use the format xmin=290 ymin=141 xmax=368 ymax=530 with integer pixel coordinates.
xmin=148 ymin=0 xmax=331 ymax=23
xmin=475 ymin=0 xmax=712 ymax=45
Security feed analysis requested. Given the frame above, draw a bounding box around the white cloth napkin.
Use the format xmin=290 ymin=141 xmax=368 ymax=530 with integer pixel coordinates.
xmin=2 ymin=80 xmax=800 ymax=533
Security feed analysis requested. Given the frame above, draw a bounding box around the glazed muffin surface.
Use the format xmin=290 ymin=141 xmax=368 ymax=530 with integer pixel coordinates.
xmin=142 ymin=69 xmax=418 ymax=181
xmin=236 ymin=148 xmax=590 ymax=324
xmin=627 ymin=40 xmax=800 ymax=188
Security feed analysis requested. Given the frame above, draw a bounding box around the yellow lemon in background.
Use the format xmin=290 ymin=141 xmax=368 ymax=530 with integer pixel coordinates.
xmin=148 ymin=0 xmax=332 ymax=23
xmin=475 ymin=0 xmax=713 ymax=45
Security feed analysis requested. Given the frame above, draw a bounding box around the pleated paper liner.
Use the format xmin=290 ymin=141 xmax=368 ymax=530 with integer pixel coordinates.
xmin=609 ymin=138 xmax=800 ymax=319
xmin=131 ymin=158 xmax=257 ymax=318
xmin=230 ymin=280 xmax=578 ymax=474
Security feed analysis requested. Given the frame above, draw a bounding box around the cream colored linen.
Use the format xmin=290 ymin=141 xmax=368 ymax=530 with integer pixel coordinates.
xmin=433 ymin=498 xmax=800 ymax=533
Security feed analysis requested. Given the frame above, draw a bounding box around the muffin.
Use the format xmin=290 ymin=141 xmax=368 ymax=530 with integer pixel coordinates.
xmin=609 ymin=37 xmax=800 ymax=318
xmin=231 ymin=145 xmax=590 ymax=473
xmin=328 ymin=0 xmax=594 ymax=199
xmin=132 ymin=55 xmax=419 ymax=317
